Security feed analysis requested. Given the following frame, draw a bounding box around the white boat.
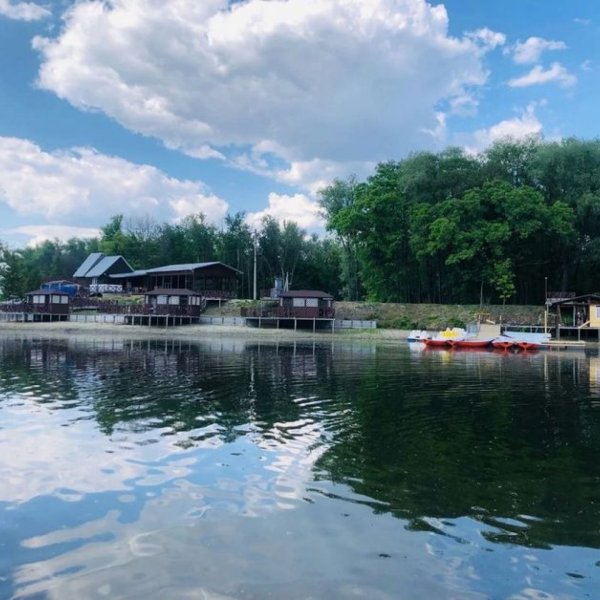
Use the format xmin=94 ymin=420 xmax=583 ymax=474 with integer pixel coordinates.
xmin=407 ymin=330 xmax=430 ymax=342
xmin=503 ymin=331 xmax=551 ymax=345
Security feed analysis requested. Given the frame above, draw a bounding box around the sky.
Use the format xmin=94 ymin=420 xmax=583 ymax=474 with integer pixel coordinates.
xmin=0 ymin=0 xmax=598 ymax=247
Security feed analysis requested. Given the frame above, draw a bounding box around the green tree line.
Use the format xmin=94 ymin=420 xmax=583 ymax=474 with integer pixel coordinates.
xmin=2 ymin=137 xmax=600 ymax=304
xmin=320 ymin=137 xmax=600 ymax=304
xmin=0 ymin=213 xmax=341 ymax=299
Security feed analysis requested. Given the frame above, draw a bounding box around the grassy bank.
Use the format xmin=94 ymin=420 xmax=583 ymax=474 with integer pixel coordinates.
xmin=206 ymin=300 xmax=545 ymax=330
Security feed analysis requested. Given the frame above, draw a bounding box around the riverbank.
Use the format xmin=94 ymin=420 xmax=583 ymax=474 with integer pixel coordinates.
xmin=0 ymin=320 xmax=410 ymax=342
xmin=207 ymin=301 xmax=546 ymax=330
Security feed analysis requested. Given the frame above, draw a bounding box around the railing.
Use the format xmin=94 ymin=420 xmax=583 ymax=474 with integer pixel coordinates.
xmin=201 ymin=289 xmax=237 ymax=299
xmin=241 ymin=306 xmax=335 ymax=318
xmin=0 ymin=303 xmax=68 ymax=314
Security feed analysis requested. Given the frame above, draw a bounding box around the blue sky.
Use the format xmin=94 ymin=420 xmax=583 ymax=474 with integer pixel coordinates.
xmin=0 ymin=0 xmax=598 ymax=247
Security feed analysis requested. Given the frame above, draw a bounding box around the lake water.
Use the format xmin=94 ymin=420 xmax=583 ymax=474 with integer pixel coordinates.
xmin=1 ymin=335 xmax=599 ymax=599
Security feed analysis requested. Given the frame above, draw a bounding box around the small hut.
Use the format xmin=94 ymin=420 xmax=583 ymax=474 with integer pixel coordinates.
xmin=278 ymin=290 xmax=335 ymax=318
xmin=25 ymin=289 xmax=70 ymax=314
xmin=550 ymin=293 xmax=600 ymax=327
xmin=143 ymin=289 xmax=204 ymax=316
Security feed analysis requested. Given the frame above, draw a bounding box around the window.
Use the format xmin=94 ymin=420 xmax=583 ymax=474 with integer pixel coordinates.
xmin=157 ymin=295 xmax=168 ymax=305
xmin=292 ymin=298 xmax=305 ymax=307
xmin=60 ymin=296 xmax=69 ymax=304
xmin=306 ymin=298 xmax=318 ymax=308
xmin=596 ymin=306 xmax=600 ymax=319
xmin=51 ymin=295 xmax=61 ymax=303
xmin=33 ymin=295 xmax=45 ymax=304
xmin=168 ymin=296 xmax=180 ymax=305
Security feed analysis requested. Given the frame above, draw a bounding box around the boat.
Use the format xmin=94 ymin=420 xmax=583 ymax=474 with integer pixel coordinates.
xmin=423 ymin=327 xmax=467 ymax=348
xmin=503 ymin=331 xmax=551 ymax=346
xmin=452 ymin=338 xmax=494 ymax=349
xmin=492 ymin=336 xmax=516 ymax=350
xmin=514 ymin=340 xmax=542 ymax=351
xmin=423 ymin=338 xmax=453 ymax=348
xmin=407 ymin=330 xmax=430 ymax=342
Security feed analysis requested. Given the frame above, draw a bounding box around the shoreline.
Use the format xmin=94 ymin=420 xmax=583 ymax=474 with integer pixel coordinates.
xmin=0 ymin=320 xmax=411 ymax=343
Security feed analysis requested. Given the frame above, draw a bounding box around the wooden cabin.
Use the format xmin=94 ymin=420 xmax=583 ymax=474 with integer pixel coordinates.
xmin=25 ymin=289 xmax=70 ymax=314
xmin=550 ymin=293 xmax=600 ymax=327
xmin=143 ymin=289 xmax=204 ymax=316
xmin=278 ymin=290 xmax=335 ymax=318
xmin=241 ymin=290 xmax=335 ymax=319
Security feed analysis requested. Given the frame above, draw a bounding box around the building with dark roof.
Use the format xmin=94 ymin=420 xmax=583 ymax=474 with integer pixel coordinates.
xmin=73 ymin=254 xmax=241 ymax=299
xmin=73 ymin=253 xmax=133 ymax=291
xmin=110 ymin=262 xmax=241 ymax=299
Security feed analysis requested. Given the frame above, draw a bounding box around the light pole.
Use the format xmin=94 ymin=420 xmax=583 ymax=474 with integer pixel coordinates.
xmin=252 ymin=231 xmax=258 ymax=300
xmin=544 ymin=276 xmax=548 ymax=334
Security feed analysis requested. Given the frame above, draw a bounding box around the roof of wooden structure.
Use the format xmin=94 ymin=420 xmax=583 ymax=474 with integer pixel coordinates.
xmin=73 ymin=253 xmax=133 ymax=278
xmin=109 ymin=261 xmax=242 ymax=279
xmin=109 ymin=269 xmax=149 ymax=279
xmin=145 ymin=262 xmax=241 ymax=274
xmin=144 ymin=288 xmax=202 ymax=296
xmin=549 ymin=293 xmax=600 ymax=306
xmin=279 ymin=290 xmax=333 ymax=299
xmin=26 ymin=289 xmax=70 ymax=296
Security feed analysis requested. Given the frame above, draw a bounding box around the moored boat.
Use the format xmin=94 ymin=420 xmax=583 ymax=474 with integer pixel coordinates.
xmin=407 ymin=329 xmax=430 ymax=342
xmin=423 ymin=338 xmax=452 ymax=348
xmin=423 ymin=327 xmax=467 ymax=348
xmin=452 ymin=338 xmax=494 ymax=349
xmin=492 ymin=336 xmax=515 ymax=350
xmin=515 ymin=340 xmax=542 ymax=351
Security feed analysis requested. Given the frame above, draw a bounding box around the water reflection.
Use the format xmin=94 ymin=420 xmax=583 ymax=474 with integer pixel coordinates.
xmin=0 ymin=335 xmax=599 ymax=599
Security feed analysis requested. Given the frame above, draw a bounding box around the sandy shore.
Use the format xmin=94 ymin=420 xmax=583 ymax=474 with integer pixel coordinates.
xmin=0 ymin=320 xmax=410 ymax=342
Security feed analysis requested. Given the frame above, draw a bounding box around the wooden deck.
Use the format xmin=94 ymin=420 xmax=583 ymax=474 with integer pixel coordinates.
xmin=244 ymin=315 xmax=336 ymax=332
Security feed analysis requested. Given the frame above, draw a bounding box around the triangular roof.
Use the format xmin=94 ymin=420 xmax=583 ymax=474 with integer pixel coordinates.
xmin=73 ymin=253 xmax=133 ymax=278
xmin=86 ymin=255 xmax=133 ymax=278
xmin=73 ymin=252 xmax=104 ymax=278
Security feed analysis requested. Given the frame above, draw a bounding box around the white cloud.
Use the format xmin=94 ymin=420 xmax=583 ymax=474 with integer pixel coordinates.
xmin=0 ymin=0 xmax=49 ymax=21
xmin=0 ymin=137 xmax=229 ymax=227
xmin=170 ymin=195 xmax=229 ymax=224
xmin=574 ymin=18 xmax=591 ymax=26
xmin=466 ymin=27 xmax=506 ymax=50
xmin=273 ymin=158 xmax=375 ymax=196
xmin=466 ymin=103 xmax=543 ymax=153
xmin=581 ymin=60 xmax=592 ymax=71
xmin=33 ymin=0 xmax=493 ymax=169
xmin=511 ymin=37 xmax=567 ymax=64
xmin=508 ymin=62 xmax=576 ymax=88
xmin=246 ymin=193 xmax=324 ymax=231
xmin=6 ymin=225 xmax=101 ymax=247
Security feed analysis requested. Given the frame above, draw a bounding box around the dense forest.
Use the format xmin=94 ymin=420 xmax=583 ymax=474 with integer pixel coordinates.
xmin=1 ymin=137 xmax=600 ymax=304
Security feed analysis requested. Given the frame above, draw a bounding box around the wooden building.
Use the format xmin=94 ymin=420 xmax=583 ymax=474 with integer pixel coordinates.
xmin=73 ymin=253 xmax=133 ymax=292
xmin=278 ymin=290 xmax=335 ymax=318
xmin=143 ymin=289 xmax=205 ymax=316
xmin=109 ymin=262 xmax=240 ymax=300
xmin=549 ymin=293 xmax=600 ymax=340
xmin=241 ymin=290 xmax=335 ymax=330
xmin=25 ymin=289 xmax=70 ymax=315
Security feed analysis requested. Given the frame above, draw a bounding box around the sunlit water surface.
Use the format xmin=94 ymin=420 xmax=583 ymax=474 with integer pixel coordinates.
xmin=1 ymin=335 xmax=599 ymax=599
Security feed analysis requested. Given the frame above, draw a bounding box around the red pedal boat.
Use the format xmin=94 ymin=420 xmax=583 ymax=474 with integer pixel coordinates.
xmin=492 ymin=337 xmax=515 ymax=350
xmin=452 ymin=338 xmax=494 ymax=349
xmin=423 ymin=338 xmax=452 ymax=348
